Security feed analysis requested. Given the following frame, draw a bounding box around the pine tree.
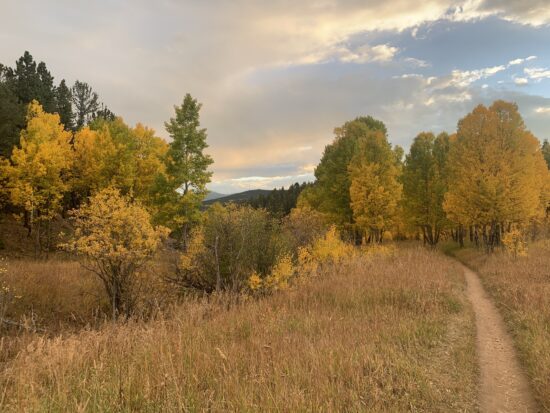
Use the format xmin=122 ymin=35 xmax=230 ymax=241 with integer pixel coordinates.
xmin=11 ymin=52 xmax=56 ymax=112
xmin=55 ymin=79 xmax=73 ymax=130
xmin=542 ymin=139 xmax=550 ymax=169
xmin=0 ymin=81 xmax=25 ymax=158
xmin=72 ymin=80 xmax=99 ymax=129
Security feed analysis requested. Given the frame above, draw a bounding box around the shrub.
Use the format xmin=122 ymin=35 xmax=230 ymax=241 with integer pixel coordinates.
xmin=61 ymin=187 xmax=169 ymax=319
xmin=176 ymin=203 xmax=290 ymax=292
xmin=282 ymin=206 xmax=328 ymax=250
xmin=502 ymin=226 xmax=528 ymax=258
xmin=248 ymin=253 xmax=295 ymax=293
xmin=297 ymin=225 xmax=356 ymax=277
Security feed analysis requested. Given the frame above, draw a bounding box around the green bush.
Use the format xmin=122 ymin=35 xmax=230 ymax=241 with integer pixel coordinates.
xmin=175 ymin=203 xmax=290 ymax=292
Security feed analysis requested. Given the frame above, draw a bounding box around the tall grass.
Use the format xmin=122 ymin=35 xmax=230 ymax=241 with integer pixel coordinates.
xmin=453 ymin=241 xmax=550 ymax=411
xmin=3 ymin=260 xmax=108 ymax=331
xmin=1 ymin=247 xmax=477 ymax=412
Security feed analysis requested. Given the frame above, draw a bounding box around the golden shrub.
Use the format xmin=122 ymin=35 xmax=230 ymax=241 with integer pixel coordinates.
xmin=502 ymin=226 xmax=528 ymax=258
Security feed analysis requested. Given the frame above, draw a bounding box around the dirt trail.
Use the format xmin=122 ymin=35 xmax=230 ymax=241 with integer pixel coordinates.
xmin=461 ymin=263 xmax=538 ymax=412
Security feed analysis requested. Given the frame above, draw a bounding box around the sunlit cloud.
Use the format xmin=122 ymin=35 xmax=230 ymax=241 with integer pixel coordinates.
xmin=524 ymin=67 xmax=550 ymax=81
xmin=535 ymin=106 xmax=550 ymax=114
xmin=514 ymin=77 xmax=529 ymax=86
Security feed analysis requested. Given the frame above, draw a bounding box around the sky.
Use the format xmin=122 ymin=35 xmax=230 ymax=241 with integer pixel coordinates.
xmin=1 ymin=0 xmax=550 ymax=194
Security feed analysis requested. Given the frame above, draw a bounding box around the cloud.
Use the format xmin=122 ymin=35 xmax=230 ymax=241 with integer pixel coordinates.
xmin=509 ymin=55 xmax=537 ymax=66
xmin=210 ymin=173 xmax=315 ymax=193
xmin=524 ymin=67 xmax=550 ymax=81
xmin=300 ymin=43 xmax=399 ymax=65
xmin=535 ymin=106 xmax=550 ymax=114
xmin=514 ymin=77 xmax=529 ymax=85
xmin=1 ymin=1 xmax=549 ymax=192
xmin=447 ymin=65 xmax=506 ymax=88
xmin=473 ymin=0 xmax=550 ymax=26
xmin=404 ymin=57 xmax=431 ymax=68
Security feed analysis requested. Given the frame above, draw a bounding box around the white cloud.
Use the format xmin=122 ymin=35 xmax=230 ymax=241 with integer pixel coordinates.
xmin=514 ymin=77 xmax=528 ymax=85
xmin=524 ymin=67 xmax=550 ymax=81
xmin=448 ymin=65 xmax=505 ymax=88
xmin=509 ymin=55 xmax=538 ymax=66
xmin=404 ymin=57 xmax=431 ymax=68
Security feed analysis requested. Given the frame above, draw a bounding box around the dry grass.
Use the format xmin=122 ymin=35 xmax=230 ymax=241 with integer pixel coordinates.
xmin=3 ymin=259 xmax=108 ymax=331
xmin=452 ymin=241 xmax=550 ymax=411
xmin=0 ymin=247 xmax=477 ymax=412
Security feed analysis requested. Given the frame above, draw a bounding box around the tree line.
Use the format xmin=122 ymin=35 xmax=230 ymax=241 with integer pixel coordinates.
xmin=0 ymin=71 xmax=212 ymax=256
xmin=1 ymin=59 xmax=550 ymax=316
xmin=0 ymin=51 xmax=115 ymax=158
xmin=299 ymin=101 xmax=550 ymax=251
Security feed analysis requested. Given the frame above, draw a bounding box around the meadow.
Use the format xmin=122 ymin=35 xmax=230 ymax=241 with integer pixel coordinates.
xmin=0 ymin=247 xmax=478 ymax=412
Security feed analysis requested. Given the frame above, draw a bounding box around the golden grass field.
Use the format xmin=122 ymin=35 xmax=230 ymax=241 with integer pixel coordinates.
xmin=452 ymin=241 xmax=550 ymax=411
xmin=1 ymin=247 xmax=478 ymax=412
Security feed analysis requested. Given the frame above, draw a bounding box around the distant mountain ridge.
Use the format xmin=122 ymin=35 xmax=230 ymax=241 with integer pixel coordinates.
xmin=204 ymin=191 xmax=227 ymax=201
xmin=203 ymin=189 xmax=272 ymax=205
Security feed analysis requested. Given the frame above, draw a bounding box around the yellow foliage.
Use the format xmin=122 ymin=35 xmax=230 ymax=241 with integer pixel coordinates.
xmin=264 ymin=254 xmax=294 ymax=291
xmin=179 ymin=228 xmax=206 ymax=273
xmin=5 ymin=101 xmax=73 ymax=222
xmin=63 ymin=187 xmax=169 ymax=264
xmin=247 ymin=254 xmax=295 ymax=293
xmin=297 ymin=225 xmax=355 ymax=276
xmin=444 ymin=101 xmax=547 ymax=228
xmin=349 ymin=155 xmax=402 ymax=242
xmin=62 ymin=187 xmax=169 ymax=318
xmin=502 ymin=227 xmax=528 ymax=258
xmin=247 ymin=272 xmax=262 ymax=291
xmin=72 ymin=126 xmax=117 ymax=195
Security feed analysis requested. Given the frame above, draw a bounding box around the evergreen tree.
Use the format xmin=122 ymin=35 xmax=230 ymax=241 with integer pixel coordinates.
xmin=36 ymin=62 xmax=56 ymax=112
xmin=93 ymin=103 xmax=116 ymax=122
xmin=247 ymin=182 xmax=310 ymax=216
xmin=0 ymin=81 xmax=24 ymax=158
xmin=542 ymin=139 xmax=550 ymax=169
xmin=72 ymin=80 xmax=99 ymax=129
xmin=55 ymin=79 xmax=73 ymax=130
xmin=11 ymin=52 xmax=56 ymax=112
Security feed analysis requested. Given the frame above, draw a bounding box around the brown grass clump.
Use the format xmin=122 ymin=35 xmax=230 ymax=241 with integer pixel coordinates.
xmin=0 ymin=247 xmax=477 ymax=412
xmin=453 ymin=241 xmax=550 ymax=411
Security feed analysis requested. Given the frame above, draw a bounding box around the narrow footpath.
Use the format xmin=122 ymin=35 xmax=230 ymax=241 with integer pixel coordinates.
xmin=461 ymin=263 xmax=538 ymax=412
